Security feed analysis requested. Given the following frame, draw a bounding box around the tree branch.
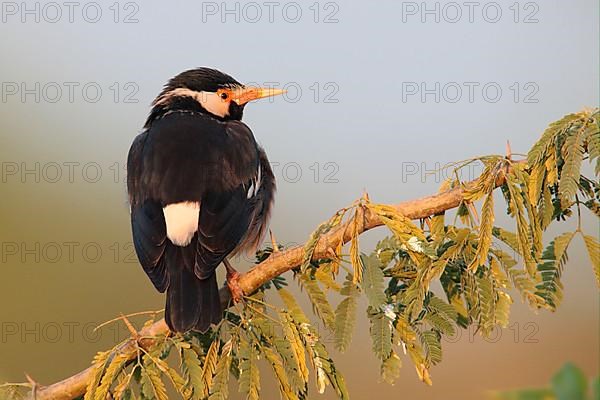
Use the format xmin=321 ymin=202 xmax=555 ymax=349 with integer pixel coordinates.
xmin=26 ymin=160 xmax=518 ymax=400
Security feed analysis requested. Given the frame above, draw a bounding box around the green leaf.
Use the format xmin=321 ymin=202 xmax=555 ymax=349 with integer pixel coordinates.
xmin=423 ymin=310 xmax=455 ymax=336
xmin=350 ymin=208 xmax=364 ymax=283
xmin=334 ymin=275 xmax=359 ymax=352
xmin=84 ymin=350 xmax=112 ymax=400
xmin=141 ymin=362 xmax=168 ymax=400
xmin=470 ymin=191 xmax=495 ymax=271
xmin=298 ymin=272 xmax=336 ymax=330
xmin=180 ymin=346 xmax=204 ymax=400
xmin=208 ymin=341 xmax=232 ymax=400
xmin=592 ymin=375 xmax=599 ymax=400
xmin=365 ymin=202 xmax=432 ymax=265
xmin=552 ymin=363 xmax=588 ymax=400
xmin=492 ymin=227 xmax=520 ymax=254
xmin=278 ymin=288 xmax=310 ymax=325
xmin=584 ymin=112 xmax=600 ymax=174
xmin=314 ymin=262 xmax=341 ymax=292
xmin=361 ymin=253 xmax=386 ymax=310
xmin=305 ymin=338 xmax=349 ymax=399
xmin=504 ymin=173 xmax=537 ymax=275
xmin=491 ymin=249 xmax=540 ymax=307
xmin=418 ymin=330 xmax=442 ymax=366
xmin=536 ymin=232 xmax=576 ymax=309
xmin=95 ymin=352 xmax=131 ymax=400
xmin=301 ymin=211 xmax=344 ymax=273
xmin=528 ymin=112 xmax=581 ymax=166
xmin=145 ymin=345 xmax=186 ymax=395
xmin=262 ymin=346 xmax=299 ymax=400
xmin=427 ymin=294 xmax=458 ymax=321
xmin=368 ymin=310 xmax=392 ymax=361
xmin=199 ymin=339 xmax=219 ymax=399
xmin=582 ymin=233 xmax=600 ymax=287
xmin=559 ymin=120 xmax=588 ymax=206
xmin=278 ymin=311 xmax=309 ymax=392
xmin=476 ymin=274 xmax=496 ymax=336
xmin=238 ymin=336 xmax=260 ymax=400
xmin=490 ymin=388 xmax=555 ymax=399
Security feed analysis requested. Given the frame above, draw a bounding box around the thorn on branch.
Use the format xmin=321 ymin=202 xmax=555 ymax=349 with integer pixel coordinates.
xmin=506 ymin=140 xmax=512 ymax=161
xmin=269 ymin=230 xmax=279 ymax=253
xmin=362 ymin=190 xmax=370 ymax=202
xmin=120 ymin=314 xmax=140 ymax=341
xmin=24 ymin=374 xmax=37 ymax=400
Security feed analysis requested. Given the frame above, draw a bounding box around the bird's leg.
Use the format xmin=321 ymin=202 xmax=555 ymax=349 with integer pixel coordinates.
xmin=224 ymin=258 xmax=243 ymax=303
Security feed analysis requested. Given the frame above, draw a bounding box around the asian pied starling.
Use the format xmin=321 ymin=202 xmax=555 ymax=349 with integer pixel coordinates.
xmin=127 ymin=67 xmax=283 ymax=332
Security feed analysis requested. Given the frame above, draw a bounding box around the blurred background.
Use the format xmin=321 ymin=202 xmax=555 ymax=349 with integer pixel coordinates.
xmin=0 ymin=0 xmax=598 ymax=398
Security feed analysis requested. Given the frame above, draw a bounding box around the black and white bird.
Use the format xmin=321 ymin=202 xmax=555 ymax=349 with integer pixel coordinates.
xmin=127 ymin=68 xmax=282 ymax=333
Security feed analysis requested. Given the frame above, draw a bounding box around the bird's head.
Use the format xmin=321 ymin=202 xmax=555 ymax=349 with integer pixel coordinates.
xmin=145 ymin=67 xmax=285 ymax=127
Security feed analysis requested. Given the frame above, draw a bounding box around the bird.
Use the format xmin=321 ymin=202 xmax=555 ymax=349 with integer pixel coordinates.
xmin=126 ymin=67 xmax=283 ymax=333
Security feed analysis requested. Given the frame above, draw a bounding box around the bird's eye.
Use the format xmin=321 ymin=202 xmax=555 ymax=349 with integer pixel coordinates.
xmin=220 ymin=92 xmax=229 ymax=100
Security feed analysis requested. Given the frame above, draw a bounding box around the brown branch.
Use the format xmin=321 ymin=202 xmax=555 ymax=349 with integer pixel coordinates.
xmin=25 ymin=160 xmax=520 ymax=400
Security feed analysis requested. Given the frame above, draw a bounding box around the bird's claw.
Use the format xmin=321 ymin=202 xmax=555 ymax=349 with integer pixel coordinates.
xmin=226 ymin=271 xmax=244 ymax=303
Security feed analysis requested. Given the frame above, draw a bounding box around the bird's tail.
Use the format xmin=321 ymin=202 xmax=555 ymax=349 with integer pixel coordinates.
xmin=164 ymin=246 xmax=222 ymax=333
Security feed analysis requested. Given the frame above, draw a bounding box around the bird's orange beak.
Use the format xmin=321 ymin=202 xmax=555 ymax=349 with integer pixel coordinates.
xmin=231 ymin=87 xmax=287 ymax=105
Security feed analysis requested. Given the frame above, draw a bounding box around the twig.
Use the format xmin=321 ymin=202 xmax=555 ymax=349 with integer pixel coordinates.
xmin=93 ymin=310 xmax=163 ymax=333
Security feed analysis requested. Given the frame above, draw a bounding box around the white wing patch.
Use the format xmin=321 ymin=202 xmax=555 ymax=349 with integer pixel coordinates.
xmin=246 ymin=162 xmax=262 ymax=199
xmin=163 ymin=201 xmax=200 ymax=246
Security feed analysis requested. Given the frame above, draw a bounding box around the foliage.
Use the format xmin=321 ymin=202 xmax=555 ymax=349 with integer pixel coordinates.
xmin=2 ymin=109 xmax=599 ymax=399
xmin=490 ymin=363 xmax=599 ymax=400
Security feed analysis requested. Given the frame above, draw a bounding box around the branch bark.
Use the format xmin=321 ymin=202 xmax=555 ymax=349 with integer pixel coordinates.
xmin=26 ymin=163 xmax=515 ymax=400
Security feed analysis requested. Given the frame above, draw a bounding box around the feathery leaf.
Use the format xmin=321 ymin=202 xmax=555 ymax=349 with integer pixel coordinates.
xmin=368 ymin=310 xmax=392 ymax=361
xmin=208 ymin=339 xmax=233 ymax=400
xmin=95 ymin=352 xmax=131 ymax=400
xmin=559 ymin=119 xmax=588 ymax=206
xmin=334 ymin=275 xmax=359 ymax=352
xmin=84 ymin=350 xmax=112 ymax=400
xmin=470 ymin=191 xmax=495 ymax=271
xmin=238 ymin=336 xmax=260 ymax=400
xmin=380 ymin=351 xmax=402 ymax=385
xmin=350 ymin=207 xmax=364 ymax=283
xmin=301 ymin=211 xmax=344 ymax=273
xmin=361 ymin=254 xmax=386 ymax=309
xmin=298 ymin=272 xmax=336 ymax=330
xmin=582 ymin=233 xmax=600 ymax=287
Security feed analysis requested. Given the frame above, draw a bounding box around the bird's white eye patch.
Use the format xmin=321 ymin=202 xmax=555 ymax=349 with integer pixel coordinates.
xmin=197 ymin=91 xmax=231 ymax=118
xmin=154 ymin=87 xmax=232 ymax=118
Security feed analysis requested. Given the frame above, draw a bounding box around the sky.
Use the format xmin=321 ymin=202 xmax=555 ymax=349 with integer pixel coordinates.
xmin=0 ymin=0 xmax=598 ymax=398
